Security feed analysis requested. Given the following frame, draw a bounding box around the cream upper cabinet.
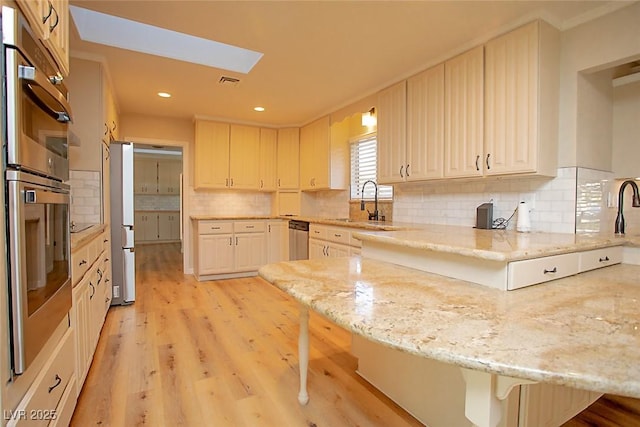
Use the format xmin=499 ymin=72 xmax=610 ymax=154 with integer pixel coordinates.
xmin=194 ymin=120 xmax=230 ymax=189
xmin=300 ymin=115 xmax=347 ymax=190
xmin=484 ymin=20 xmax=559 ymax=177
xmin=407 ymin=64 xmax=445 ymax=181
xmin=134 ymin=157 xmax=157 ymax=193
xmin=444 ymin=45 xmax=485 ymax=178
xmin=229 ymin=124 xmax=260 ymax=190
xmin=377 ymin=81 xmax=407 ymax=184
xmin=258 ymin=128 xmax=277 ymax=191
xmin=276 ymin=128 xmax=300 ymax=190
xmin=157 ymin=159 xmax=181 ymax=194
xmin=16 ymin=0 xmax=69 ymax=75
xmin=378 ymin=66 xmax=445 ymax=184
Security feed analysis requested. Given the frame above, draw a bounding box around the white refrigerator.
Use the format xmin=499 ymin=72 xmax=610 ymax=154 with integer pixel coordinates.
xmin=110 ymin=141 xmax=136 ymax=305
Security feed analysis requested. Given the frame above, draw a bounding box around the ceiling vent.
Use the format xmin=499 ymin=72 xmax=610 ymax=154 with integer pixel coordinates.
xmin=219 ymin=76 xmax=240 ymax=87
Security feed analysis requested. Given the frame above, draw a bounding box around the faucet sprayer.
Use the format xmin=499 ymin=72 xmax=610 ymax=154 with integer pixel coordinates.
xmin=614 ymin=180 xmax=640 ymax=235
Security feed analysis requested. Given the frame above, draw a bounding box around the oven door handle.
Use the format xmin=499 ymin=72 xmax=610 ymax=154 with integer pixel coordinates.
xmin=18 ymin=65 xmax=73 ymax=123
xmin=24 ymin=188 xmax=70 ymax=205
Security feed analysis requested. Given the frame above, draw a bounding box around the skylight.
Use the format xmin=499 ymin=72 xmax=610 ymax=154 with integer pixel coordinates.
xmin=69 ymin=6 xmax=263 ymax=74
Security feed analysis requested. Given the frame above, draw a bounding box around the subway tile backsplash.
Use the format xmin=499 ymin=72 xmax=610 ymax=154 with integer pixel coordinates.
xmin=392 ymin=168 xmax=578 ymax=233
xmin=68 ymin=170 xmax=101 ymax=224
xmin=135 ymin=195 xmax=180 ymax=211
xmin=188 ymin=189 xmax=272 ymax=217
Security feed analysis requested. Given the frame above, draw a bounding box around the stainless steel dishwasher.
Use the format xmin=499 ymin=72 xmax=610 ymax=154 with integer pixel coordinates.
xmin=288 ymin=220 xmax=309 ymax=260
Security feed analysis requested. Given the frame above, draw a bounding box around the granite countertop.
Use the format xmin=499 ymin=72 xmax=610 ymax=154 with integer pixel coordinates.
xmin=70 ymin=223 xmax=107 ymax=251
xmin=353 ymin=224 xmax=633 ymax=262
xmin=258 ymin=257 xmax=640 ymax=399
xmin=279 ymin=215 xmax=410 ymax=231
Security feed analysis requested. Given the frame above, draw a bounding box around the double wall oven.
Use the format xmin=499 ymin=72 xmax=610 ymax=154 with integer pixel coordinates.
xmin=2 ymin=6 xmax=72 ymax=375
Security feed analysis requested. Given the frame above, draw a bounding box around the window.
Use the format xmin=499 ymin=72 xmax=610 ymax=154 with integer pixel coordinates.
xmin=350 ymin=134 xmax=393 ymax=200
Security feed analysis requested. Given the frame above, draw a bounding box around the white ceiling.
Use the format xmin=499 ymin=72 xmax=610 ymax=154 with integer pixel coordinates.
xmin=68 ymin=1 xmax=634 ymax=127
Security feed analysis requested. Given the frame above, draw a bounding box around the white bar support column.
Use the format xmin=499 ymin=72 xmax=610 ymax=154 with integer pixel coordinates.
xmin=461 ymin=368 xmax=536 ymax=427
xmin=298 ymin=304 xmax=310 ymax=405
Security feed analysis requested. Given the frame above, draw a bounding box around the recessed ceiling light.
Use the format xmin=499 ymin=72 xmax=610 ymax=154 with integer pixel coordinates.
xmin=158 ymin=92 xmax=171 ymax=98
xmin=70 ymin=6 xmax=263 ymax=74
xmin=254 ymin=106 xmax=265 ymax=112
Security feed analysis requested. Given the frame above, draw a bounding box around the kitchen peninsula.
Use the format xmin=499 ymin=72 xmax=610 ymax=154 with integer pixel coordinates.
xmin=258 ymin=225 xmax=640 ymax=427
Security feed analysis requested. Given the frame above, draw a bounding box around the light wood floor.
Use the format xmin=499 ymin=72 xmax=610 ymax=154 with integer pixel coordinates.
xmin=72 ymin=243 xmax=640 ymax=427
xmin=71 ymin=243 xmax=423 ymax=426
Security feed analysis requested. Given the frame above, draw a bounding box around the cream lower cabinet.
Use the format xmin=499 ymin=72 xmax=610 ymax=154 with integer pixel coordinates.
xmin=135 ymin=211 xmax=180 ymax=243
xmin=266 ymin=220 xmax=289 ymax=263
xmin=194 ymin=220 xmax=268 ymax=280
xmin=308 ymin=224 xmax=361 ymax=259
xmin=158 ymin=212 xmax=180 ymax=241
xmin=71 ymin=229 xmax=111 ymax=397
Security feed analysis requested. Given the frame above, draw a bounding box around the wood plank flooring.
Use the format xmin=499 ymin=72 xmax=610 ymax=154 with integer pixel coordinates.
xmin=71 ymin=243 xmax=422 ymax=426
xmin=72 ymin=243 xmax=640 ymax=426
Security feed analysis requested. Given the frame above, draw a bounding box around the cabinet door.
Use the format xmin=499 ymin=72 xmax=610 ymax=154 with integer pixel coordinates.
xmin=377 ymin=81 xmax=407 ymax=184
xmin=485 ymin=22 xmax=538 ymax=175
xmin=277 ymin=128 xmax=300 ymax=189
xmin=44 ymin=0 xmax=70 ymax=76
xmin=300 ymin=116 xmax=330 ymax=190
xmin=266 ymin=221 xmax=288 ymax=263
xmin=16 ymin=0 xmax=47 ymax=39
xmin=134 ymin=158 xmax=158 ymax=194
xmin=327 ymin=242 xmax=350 ymax=258
xmin=157 ymin=159 xmax=181 ymax=194
xmin=195 ymin=121 xmax=230 ymax=189
xmin=308 ymin=239 xmax=326 ymax=260
xmin=199 ymin=234 xmax=234 ymax=275
xmin=407 ymin=64 xmax=445 ymax=181
xmin=229 ymin=124 xmax=260 ymax=189
xmin=135 ymin=212 xmax=158 ymax=242
xmin=444 ymin=46 xmax=484 ymax=178
xmin=72 ymin=279 xmax=90 ymax=391
xmin=259 ymin=128 xmax=277 ymax=191
xmin=158 ymin=212 xmax=180 ymax=241
xmin=235 ymin=233 xmax=266 ymax=272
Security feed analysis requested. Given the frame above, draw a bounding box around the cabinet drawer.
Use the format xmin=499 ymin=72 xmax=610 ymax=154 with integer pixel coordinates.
xmin=326 ymin=227 xmax=350 ymax=245
xmin=234 ymin=221 xmax=265 ymax=233
xmin=48 ymin=376 xmax=77 ymax=427
xmin=9 ymin=329 xmax=75 ymax=427
xmin=579 ymin=246 xmax=622 ymax=272
xmin=507 ymin=253 xmax=579 ymax=290
xmin=198 ymin=221 xmax=233 ymax=235
xmin=309 ymin=224 xmax=327 ymax=240
xmin=71 ymin=246 xmax=89 ymax=287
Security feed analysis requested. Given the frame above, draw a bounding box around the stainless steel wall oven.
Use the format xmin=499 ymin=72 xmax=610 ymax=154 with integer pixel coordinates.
xmin=2 ymin=6 xmax=72 ymax=375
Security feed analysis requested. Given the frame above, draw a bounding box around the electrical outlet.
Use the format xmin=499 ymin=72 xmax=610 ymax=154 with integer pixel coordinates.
xmin=113 ymin=285 xmax=120 ymax=298
xmin=607 ymin=192 xmax=617 ymax=208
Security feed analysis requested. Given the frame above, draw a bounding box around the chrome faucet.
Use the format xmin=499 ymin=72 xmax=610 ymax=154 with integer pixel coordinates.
xmin=360 ymin=180 xmax=379 ymax=221
xmin=614 ymin=180 xmax=640 ymax=235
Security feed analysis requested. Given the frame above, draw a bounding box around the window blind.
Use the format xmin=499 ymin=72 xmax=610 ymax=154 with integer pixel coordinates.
xmin=350 ymin=135 xmax=393 ymax=200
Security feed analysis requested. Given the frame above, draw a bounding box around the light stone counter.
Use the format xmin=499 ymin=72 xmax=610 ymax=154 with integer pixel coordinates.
xmin=353 ymin=225 xmax=627 ymax=262
xmin=259 ymin=257 xmax=640 ymax=399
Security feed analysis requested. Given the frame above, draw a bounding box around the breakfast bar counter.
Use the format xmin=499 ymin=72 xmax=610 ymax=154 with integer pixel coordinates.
xmin=259 ymin=256 xmax=640 ymax=426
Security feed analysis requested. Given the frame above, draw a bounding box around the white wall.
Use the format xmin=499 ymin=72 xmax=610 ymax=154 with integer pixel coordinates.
xmin=558 ymin=1 xmax=640 ymax=167
xmin=612 ymin=80 xmax=640 ymax=178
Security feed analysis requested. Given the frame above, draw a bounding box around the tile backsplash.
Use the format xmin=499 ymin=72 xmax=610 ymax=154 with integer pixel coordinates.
xmin=68 ymin=170 xmax=101 ymax=224
xmin=188 ymin=189 xmax=272 ymax=217
xmin=392 ymin=168 xmax=578 ymax=233
xmin=135 ymin=195 xmax=180 ymax=211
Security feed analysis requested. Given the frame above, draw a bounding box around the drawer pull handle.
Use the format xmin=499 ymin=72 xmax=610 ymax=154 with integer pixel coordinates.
xmin=79 ymin=259 xmax=87 ymax=266
xmin=48 ymin=374 xmax=62 ymax=393
xmin=246 ymin=225 xmax=255 ymax=229
xmin=334 ymin=234 xmax=342 ymax=237
xmin=599 ymin=256 xmax=610 ymax=262
xmin=543 ymin=267 xmax=557 ymax=274
xmin=211 ymin=226 xmax=221 ymax=230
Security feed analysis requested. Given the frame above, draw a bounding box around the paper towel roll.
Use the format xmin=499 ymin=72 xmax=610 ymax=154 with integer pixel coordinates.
xmin=517 ymin=201 xmax=531 ymax=232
